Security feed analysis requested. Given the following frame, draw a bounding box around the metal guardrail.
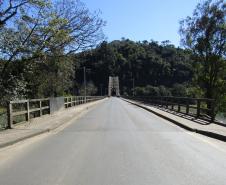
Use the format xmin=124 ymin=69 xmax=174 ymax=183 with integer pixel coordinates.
xmin=64 ymin=96 xmax=104 ymax=108
xmin=125 ymin=96 xmax=216 ymax=122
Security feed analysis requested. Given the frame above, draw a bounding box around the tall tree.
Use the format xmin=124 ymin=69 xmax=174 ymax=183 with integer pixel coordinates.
xmin=179 ymin=0 xmax=226 ymax=105
xmin=0 ymin=0 xmax=47 ymax=27
xmin=0 ymin=0 xmax=105 ymax=100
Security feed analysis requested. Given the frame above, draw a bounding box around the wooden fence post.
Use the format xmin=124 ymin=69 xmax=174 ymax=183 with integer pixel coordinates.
xmin=196 ymin=100 xmax=201 ymax=118
xmin=26 ymin=101 xmax=30 ymax=121
xmin=210 ymin=100 xmax=215 ymax=122
xmin=186 ymin=99 xmax=189 ymax=114
xmin=166 ymin=97 xmax=168 ymax=108
xmin=160 ymin=97 xmax=163 ymax=107
xmin=39 ymin=100 xmax=42 ymax=116
xmin=7 ymin=102 xmax=13 ymax=129
xmin=76 ymin=97 xmax=78 ymax=105
xmin=178 ymin=104 xmax=181 ymax=112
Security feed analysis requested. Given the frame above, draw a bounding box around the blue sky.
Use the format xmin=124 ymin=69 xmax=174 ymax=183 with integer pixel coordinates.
xmin=82 ymin=0 xmax=202 ymax=47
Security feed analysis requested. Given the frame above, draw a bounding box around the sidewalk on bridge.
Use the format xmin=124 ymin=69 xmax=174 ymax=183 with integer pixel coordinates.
xmin=123 ymin=98 xmax=226 ymax=142
xmin=0 ymin=99 xmax=106 ymax=148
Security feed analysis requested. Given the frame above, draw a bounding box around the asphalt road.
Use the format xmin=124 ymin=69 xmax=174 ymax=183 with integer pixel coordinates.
xmin=0 ymin=97 xmax=226 ymax=185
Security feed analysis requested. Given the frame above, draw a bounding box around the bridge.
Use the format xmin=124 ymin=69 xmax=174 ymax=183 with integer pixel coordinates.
xmin=0 ymin=78 xmax=226 ymax=185
xmin=108 ymin=76 xmax=120 ymax=96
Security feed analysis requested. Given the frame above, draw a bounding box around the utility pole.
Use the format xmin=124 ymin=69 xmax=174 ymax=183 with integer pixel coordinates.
xmin=83 ymin=67 xmax=86 ymax=102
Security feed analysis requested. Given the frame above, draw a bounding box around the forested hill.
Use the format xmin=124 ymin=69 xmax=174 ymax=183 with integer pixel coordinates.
xmin=75 ymin=39 xmax=194 ymax=96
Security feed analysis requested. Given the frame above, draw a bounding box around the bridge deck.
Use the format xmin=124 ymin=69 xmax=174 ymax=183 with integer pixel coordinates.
xmin=0 ymin=98 xmax=226 ymax=185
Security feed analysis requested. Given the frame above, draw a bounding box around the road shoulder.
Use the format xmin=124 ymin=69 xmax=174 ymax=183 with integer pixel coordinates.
xmin=0 ymin=99 xmax=107 ymax=148
xmin=122 ymin=98 xmax=226 ymax=142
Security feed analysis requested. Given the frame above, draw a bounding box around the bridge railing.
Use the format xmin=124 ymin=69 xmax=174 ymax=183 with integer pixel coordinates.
xmin=6 ymin=96 xmax=105 ymax=129
xmin=64 ymin=96 xmax=104 ymax=108
xmin=124 ymin=96 xmax=215 ymax=122
xmin=7 ymin=98 xmax=50 ymax=129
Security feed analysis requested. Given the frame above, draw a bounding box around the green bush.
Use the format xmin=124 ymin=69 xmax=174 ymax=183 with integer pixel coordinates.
xmin=171 ymin=84 xmax=187 ymax=97
xmin=134 ymin=87 xmax=146 ymax=96
xmin=144 ymin=85 xmax=160 ymax=96
xmin=159 ymin=85 xmax=171 ymax=96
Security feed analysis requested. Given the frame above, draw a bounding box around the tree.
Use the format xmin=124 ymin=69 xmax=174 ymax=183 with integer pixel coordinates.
xmin=134 ymin=87 xmax=146 ymax=96
xmin=76 ymin=39 xmax=193 ymax=96
xmin=0 ymin=0 xmax=47 ymax=27
xmin=0 ymin=0 xmax=105 ymax=101
xmin=180 ymin=0 xmax=226 ymax=104
xmin=144 ymin=85 xmax=160 ymax=96
xmin=79 ymin=81 xmax=97 ymax=96
xmin=159 ymin=85 xmax=171 ymax=96
xmin=171 ymin=84 xmax=187 ymax=97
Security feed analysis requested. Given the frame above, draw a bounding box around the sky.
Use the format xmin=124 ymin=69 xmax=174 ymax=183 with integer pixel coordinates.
xmin=82 ymin=0 xmax=203 ymax=47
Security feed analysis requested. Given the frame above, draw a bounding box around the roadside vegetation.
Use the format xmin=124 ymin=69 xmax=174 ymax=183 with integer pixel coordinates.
xmin=0 ymin=0 xmax=105 ymax=104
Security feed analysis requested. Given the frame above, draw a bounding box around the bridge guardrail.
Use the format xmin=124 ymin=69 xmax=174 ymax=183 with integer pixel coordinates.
xmin=64 ymin=96 xmax=104 ymax=108
xmin=7 ymin=98 xmax=50 ymax=129
xmin=124 ymin=96 xmax=215 ymax=122
xmin=6 ymin=96 xmax=105 ymax=129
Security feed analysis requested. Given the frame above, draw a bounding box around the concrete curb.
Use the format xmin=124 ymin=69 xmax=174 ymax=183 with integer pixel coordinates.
xmin=123 ymin=99 xmax=226 ymax=142
xmin=0 ymin=129 xmax=50 ymax=149
xmin=0 ymin=100 xmax=105 ymax=149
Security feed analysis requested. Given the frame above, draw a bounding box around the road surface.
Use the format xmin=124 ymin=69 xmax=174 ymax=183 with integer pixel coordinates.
xmin=0 ymin=97 xmax=226 ymax=185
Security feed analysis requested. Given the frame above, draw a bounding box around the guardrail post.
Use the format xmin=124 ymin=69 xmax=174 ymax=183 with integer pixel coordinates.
xmin=178 ymin=104 xmax=181 ymax=112
xmin=166 ymin=97 xmax=168 ymax=108
xmin=39 ymin=100 xmax=42 ymax=116
xmin=197 ymin=99 xmax=200 ymax=118
xmin=177 ymin=99 xmax=181 ymax=112
xmin=170 ymin=98 xmax=172 ymax=109
xmin=26 ymin=100 xmax=30 ymax=121
xmin=73 ymin=97 xmax=75 ymax=106
xmin=65 ymin=97 xmax=68 ymax=108
xmin=160 ymin=97 xmax=163 ymax=107
xmin=210 ymin=100 xmax=215 ymax=122
xmin=171 ymin=104 xmax=174 ymax=110
xmin=186 ymin=99 xmax=189 ymax=114
xmin=7 ymin=102 xmax=13 ymax=129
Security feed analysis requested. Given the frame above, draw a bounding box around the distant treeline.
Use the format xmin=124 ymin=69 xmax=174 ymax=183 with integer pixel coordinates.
xmin=75 ymin=40 xmax=195 ymax=97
